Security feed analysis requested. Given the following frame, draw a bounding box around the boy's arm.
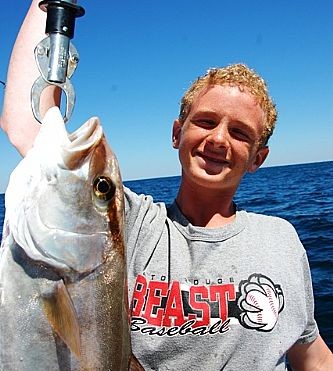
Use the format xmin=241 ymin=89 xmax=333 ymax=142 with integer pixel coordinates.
xmin=288 ymin=335 xmax=333 ymax=371
xmin=0 ymin=0 xmax=60 ymax=156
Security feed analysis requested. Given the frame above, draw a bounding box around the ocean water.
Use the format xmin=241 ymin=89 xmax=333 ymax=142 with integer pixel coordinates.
xmin=1 ymin=160 xmax=332 ymax=351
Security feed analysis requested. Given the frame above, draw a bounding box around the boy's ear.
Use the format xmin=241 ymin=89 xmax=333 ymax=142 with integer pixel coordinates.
xmin=172 ymin=119 xmax=182 ymax=149
xmin=248 ymin=146 xmax=269 ymax=173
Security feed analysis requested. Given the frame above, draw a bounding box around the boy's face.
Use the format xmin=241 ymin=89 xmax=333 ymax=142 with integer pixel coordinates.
xmin=172 ymin=84 xmax=269 ymax=194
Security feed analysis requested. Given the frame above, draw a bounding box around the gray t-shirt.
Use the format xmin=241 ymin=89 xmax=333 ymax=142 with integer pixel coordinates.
xmin=125 ymin=187 xmax=319 ymax=371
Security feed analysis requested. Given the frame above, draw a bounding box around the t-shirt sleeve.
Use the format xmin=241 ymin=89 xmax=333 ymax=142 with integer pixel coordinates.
xmin=295 ymin=251 xmax=319 ymax=344
xmin=123 ymin=186 xmax=167 ymax=262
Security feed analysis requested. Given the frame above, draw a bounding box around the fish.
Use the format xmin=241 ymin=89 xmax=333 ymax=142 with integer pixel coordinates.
xmin=0 ymin=107 xmax=143 ymax=370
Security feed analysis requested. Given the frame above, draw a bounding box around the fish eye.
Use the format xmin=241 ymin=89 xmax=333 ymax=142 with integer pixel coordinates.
xmin=93 ymin=176 xmax=116 ymax=201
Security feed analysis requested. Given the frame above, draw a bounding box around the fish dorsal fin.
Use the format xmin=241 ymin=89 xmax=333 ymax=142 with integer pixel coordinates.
xmin=42 ymin=280 xmax=81 ymax=358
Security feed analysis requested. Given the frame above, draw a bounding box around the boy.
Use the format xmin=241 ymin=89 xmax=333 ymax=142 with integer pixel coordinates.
xmin=1 ymin=1 xmax=332 ymax=370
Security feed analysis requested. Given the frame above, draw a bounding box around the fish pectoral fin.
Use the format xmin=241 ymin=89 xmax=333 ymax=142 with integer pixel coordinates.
xmin=129 ymin=353 xmax=145 ymax=371
xmin=41 ymin=280 xmax=81 ymax=359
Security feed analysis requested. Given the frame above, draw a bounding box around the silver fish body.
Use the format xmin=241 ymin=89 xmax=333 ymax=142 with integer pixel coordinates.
xmin=0 ymin=107 xmax=137 ymax=370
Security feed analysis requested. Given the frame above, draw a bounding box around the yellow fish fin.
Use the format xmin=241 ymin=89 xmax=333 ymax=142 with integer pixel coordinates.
xmin=42 ymin=280 xmax=81 ymax=359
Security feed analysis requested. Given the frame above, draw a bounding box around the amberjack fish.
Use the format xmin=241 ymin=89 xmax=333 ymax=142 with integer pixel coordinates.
xmin=0 ymin=107 xmax=142 ymax=370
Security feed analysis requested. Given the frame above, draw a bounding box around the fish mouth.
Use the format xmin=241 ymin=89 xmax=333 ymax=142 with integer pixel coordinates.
xmin=68 ymin=116 xmax=103 ymax=149
xmin=62 ymin=117 xmax=104 ymax=169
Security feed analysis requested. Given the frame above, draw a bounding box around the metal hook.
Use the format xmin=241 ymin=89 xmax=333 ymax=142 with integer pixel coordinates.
xmin=31 ymin=75 xmax=75 ymax=124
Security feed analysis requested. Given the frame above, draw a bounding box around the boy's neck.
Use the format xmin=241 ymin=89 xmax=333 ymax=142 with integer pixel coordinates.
xmin=176 ymin=183 xmax=236 ymax=228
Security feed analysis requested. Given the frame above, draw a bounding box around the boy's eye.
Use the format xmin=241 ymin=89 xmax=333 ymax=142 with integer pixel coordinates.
xmin=233 ymin=128 xmax=247 ymax=137
xmin=191 ymin=119 xmax=216 ymax=127
xmin=231 ymin=128 xmax=253 ymax=142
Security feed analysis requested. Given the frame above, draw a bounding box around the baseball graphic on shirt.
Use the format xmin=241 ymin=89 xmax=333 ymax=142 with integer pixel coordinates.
xmin=237 ymin=274 xmax=284 ymax=332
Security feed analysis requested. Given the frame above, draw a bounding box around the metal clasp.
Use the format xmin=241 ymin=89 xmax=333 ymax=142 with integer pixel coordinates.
xmin=31 ymin=36 xmax=79 ymax=124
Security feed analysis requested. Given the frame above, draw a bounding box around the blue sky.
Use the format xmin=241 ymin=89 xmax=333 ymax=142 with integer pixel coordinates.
xmin=0 ymin=0 xmax=332 ymax=193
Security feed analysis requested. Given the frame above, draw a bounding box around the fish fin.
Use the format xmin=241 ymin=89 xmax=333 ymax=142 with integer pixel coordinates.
xmin=42 ymin=280 xmax=81 ymax=358
xmin=129 ymin=353 xmax=145 ymax=371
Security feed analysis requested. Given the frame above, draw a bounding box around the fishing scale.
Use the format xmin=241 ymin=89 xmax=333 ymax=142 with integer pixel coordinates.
xmin=31 ymin=0 xmax=85 ymax=124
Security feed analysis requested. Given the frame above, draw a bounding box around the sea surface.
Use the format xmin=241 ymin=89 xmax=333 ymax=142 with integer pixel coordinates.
xmin=1 ymin=161 xmax=332 ymax=350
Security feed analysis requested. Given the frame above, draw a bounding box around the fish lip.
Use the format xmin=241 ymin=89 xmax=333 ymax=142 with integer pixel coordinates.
xmin=67 ymin=117 xmax=103 ymax=151
xmin=61 ymin=117 xmax=104 ymax=169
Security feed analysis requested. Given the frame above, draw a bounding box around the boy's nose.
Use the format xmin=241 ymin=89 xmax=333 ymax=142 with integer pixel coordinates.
xmin=207 ymin=123 xmax=229 ymax=148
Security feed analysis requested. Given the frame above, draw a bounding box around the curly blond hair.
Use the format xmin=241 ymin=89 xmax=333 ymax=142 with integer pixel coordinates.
xmin=179 ymin=64 xmax=277 ymax=146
